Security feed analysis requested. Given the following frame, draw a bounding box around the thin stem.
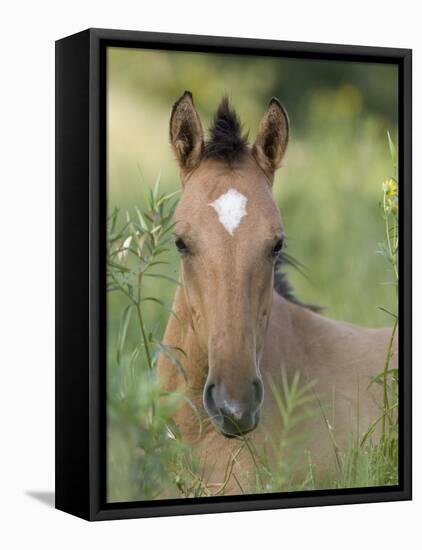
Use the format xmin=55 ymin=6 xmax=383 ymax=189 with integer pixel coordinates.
xmin=381 ymin=317 xmax=398 ymax=441
xmin=383 ymin=193 xmax=398 ymax=281
xmin=239 ymin=436 xmax=265 ymax=492
xmin=135 ymin=302 xmax=153 ymax=371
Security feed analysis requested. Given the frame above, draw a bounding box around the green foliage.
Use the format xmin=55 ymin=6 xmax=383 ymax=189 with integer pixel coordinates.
xmin=107 ymin=140 xmax=399 ymax=502
xmin=107 ymin=51 xmax=399 ymax=501
xmin=320 ymin=135 xmax=400 ymax=490
xmin=256 ymin=371 xmax=320 ymax=493
xmin=107 ymin=179 xmax=192 ymax=502
xmin=364 ymin=135 xmax=399 ymax=482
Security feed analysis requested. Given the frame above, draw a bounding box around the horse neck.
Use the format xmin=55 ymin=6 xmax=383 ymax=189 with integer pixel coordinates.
xmin=265 ymin=290 xmax=387 ymax=384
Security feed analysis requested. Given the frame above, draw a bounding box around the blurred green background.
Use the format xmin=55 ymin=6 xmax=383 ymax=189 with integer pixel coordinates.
xmin=106 ymin=46 xmax=398 ymax=501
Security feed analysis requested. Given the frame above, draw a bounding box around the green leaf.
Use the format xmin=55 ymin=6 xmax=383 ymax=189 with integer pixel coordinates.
xmin=156 ymin=190 xmax=181 ymax=208
xmin=108 ymin=208 xmax=119 ymax=234
xmin=108 ymin=260 xmax=132 ymax=273
xmin=108 ymin=221 xmax=131 ymax=243
xmin=152 ymin=246 xmax=171 ymax=257
xmin=153 ymin=170 xmax=161 ymax=202
xmin=148 ymin=260 xmax=170 ymax=268
xmin=144 ymin=273 xmax=181 ymax=286
xmin=148 ymin=188 xmax=155 ymax=211
xmin=135 ymin=207 xmax=149 ymax=231
xmin=368 ymin=368 xmax=399 ymax=389
xmin=151 ymin=339 xmax=187 ymax=360
xmin=154 ymin=342 xmax=187 ymax=382
xmin=377 ymin=306 xmax=398 ymax=319
xmin=159 ymin=222 xmax=177 ymax=239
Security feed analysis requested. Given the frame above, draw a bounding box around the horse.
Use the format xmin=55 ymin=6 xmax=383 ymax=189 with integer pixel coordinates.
xmin=157 ymin=91 xmax=397 ymax=496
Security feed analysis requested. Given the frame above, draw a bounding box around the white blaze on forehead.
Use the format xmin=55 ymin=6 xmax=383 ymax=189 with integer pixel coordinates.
xmin=209 ymin=188 xmax=248 ymax=235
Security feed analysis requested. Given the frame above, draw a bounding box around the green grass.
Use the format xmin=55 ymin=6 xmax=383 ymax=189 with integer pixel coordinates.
xmin=106 ymin=49 xmax=398 ymax=502
xmin=106 ymin=151 xmax=399 ymax=501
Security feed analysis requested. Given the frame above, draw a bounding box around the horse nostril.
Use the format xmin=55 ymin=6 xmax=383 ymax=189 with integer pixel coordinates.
xmin=203 ymin=382 xmax=217 ymax=416
xmin=253 ymin=378 xmax=264 ymax=406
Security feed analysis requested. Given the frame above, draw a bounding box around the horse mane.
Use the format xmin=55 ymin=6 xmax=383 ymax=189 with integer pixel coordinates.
xmin=204 ymin=96 xmax=249 ymax=163
xmin=274 ymin=253 xmax=322 ymax=312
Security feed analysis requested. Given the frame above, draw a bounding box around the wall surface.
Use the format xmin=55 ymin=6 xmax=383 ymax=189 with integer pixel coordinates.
xmin=0 ymin=0 xmax=419 ymax=547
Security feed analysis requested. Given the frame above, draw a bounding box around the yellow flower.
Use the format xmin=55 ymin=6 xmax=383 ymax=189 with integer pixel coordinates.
xmin=383 ymin=178 xmax=398 ymax=198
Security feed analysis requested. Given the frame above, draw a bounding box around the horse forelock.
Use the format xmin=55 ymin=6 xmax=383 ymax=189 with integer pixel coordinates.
xmin=203 ymin=96 xmax=249 ymax=164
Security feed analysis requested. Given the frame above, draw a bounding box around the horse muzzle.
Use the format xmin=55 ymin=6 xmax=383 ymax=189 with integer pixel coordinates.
xmin=203 ymin=378 xmax=264 ymax=437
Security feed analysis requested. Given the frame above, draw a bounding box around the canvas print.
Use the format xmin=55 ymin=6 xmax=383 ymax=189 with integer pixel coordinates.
xmin=106 ymin=47 xmax=399 ymax=503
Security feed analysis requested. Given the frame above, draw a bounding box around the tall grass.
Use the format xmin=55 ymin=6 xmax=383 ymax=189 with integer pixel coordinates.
xmin=107 ymin=179 xmax=192 ymax=502
xmin=314 ymin=134 xmax=399 ymax=490
xmin=107 ymin=135 xmax=399 ymax=501
xmin=349 ymin=134 xmax=399 ymax=488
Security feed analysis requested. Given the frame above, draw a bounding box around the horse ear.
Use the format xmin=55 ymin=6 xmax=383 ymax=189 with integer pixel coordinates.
xmin=169 ymin=91 xmax=204 ymax=172
xmin=252 ymin=98 xmax=289 ymax=180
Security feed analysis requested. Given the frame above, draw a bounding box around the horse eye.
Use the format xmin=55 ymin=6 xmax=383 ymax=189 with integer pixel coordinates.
xmin=271 ymin=238 xmax=284 ymax=257
xmin=175 ymin=237 xmax=189 ymax=254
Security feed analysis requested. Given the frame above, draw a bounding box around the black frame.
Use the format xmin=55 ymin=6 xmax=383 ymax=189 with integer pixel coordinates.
xmin=55 ymin=28 xmax=412 ymax=521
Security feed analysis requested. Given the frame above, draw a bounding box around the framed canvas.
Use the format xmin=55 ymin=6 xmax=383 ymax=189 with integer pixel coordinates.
xmin=55 ymin=28 xmax=412 ymax=521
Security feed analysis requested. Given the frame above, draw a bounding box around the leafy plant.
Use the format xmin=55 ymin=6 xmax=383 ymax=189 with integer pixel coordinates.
xmin=233 ymin=370 xmax=319 ymax=495
xmin=107 ymin=131 xmax=399 ymax=499
xmin=106 ymin=177 xmax=195 ymax=501
xmin=333 ymin=133 xmax=399 ymax=489
xmin=368 ymin=132 xmax=399 ymax=478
